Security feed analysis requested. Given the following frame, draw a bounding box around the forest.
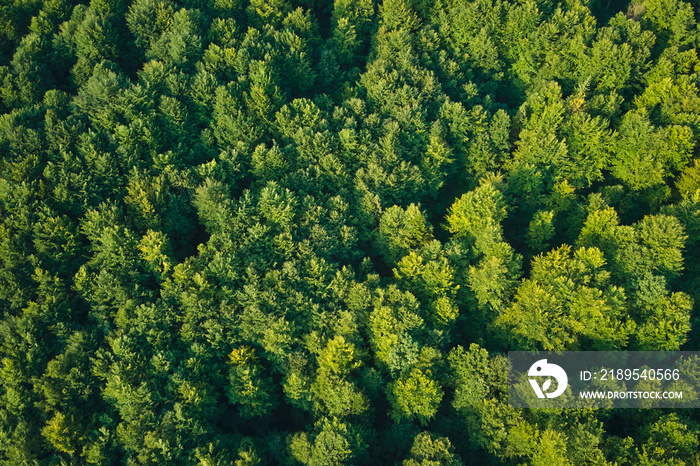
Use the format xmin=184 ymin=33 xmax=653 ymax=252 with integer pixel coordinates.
xmin=1 ymin=0 xmax=700 ymax=463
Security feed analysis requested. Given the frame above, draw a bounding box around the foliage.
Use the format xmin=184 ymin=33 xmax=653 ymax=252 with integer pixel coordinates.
xmin=0 ymin=0 xmax=699 ymax=463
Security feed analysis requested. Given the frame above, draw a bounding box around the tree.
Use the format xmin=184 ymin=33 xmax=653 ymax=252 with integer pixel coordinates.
xmin=246 ymin=0 xmax=292 ymax=30
xmin=376 ymin=204 xmax=433 ymax=266
xmin=42 ymin=411 xmax=83 ymax=455
xmin=447 ymin=344 xmax=527 ymax=462
xmin=632 ymin=286 xmax=692 ymax=350
xmin=611 ymin=112 xmax=692 ymax=191
xmin=557 ymin=109 xmax=614 ymax=188
xmin=226 ymin=347 xmax=278 ymax=419
xmin=496 ymin=245 xmax=633 ymax=350
xmin=394 ymin=242 xmax=460 ymax=326
xmin=388 ymin=368 xmax=443 ymax=426
xmin=380 ymin=0 xmax=421 ymax=32
xmin=445 ymin=174 xmax=507 ymax=255
xmin=613 ymin=214 xmax=687 ymax=283
xmin=444 ymin=175 xmax=522 ymax=343
xmin=577 ymin=206 xmax=693 ymax=349
xmin=310 ymin=335 xmax=369 ymax=418
xmin=403 ymin=431 xmax=465 ymax=465
xmin=369 ymin=285 xmax=424 ymax=369
xmin=146 ymin=9 xmax=204 ymax=69
xmin=330 ymin=0 xmax=374 ymax=68
xmin=636 ymin=414 xmax=700 ymax=465
xmin=288 ymin=417 xmax=369 ymax=465
xmin=527 ymin=209 xmax=555 ymax=253
xmin=636 ymin=0 xmax=698 ymax=50
xmin=71 ymin=12 xmax=120 ymax=86
xmin=126 ymin=0 xmax=177 ymax=51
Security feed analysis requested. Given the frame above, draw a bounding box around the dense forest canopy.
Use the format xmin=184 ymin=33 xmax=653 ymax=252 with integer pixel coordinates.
xmin=1 ymin=0 xmax=700 ymax=463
